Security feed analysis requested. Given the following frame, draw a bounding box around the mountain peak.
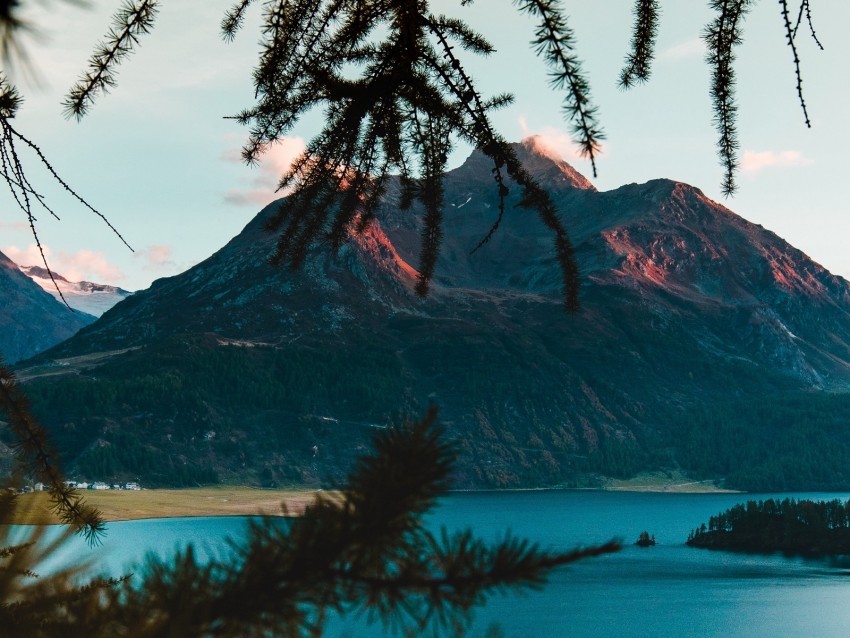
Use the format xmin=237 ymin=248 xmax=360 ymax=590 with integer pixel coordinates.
xmin=17 ymin=144 xmax=850 ymax=491
xmin=514 ymin=135 xmax=596 ymax=191
xmin=19 ymin=265 xmax=132 ymax=317
xmin=449 ymin=137 xmax=596 ymax=193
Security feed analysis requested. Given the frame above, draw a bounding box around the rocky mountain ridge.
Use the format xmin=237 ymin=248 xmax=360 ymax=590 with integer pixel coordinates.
xmin=20 ymin=265 xmax=133 ymax=317
xmin=14 ymin=137 xmax=850 ymax=489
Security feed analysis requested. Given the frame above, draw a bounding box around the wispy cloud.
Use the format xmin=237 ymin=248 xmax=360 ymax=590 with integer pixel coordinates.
xmin=517 ymin=116 xmax=607 ymax=164
xmin=740 ymin=150 xmax=813 ymax=175
xmin=3 ymin=243 xmax=125 ymax=283
xmin=2 ymin=244 xmax=46 ymax=269
xmin=658 ymin=38 xmax=705 ymax=60
xmin=0 ymin=221 xmax=29 ymax=232
xmin=134 ymin=244 xmax=176 ymax=272
xmin=223 ymin=137 xmax=307 ymax=207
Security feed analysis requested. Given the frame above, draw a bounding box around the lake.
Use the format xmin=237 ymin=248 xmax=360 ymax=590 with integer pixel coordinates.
xmin=6 ymin=490 xmax=850 ymax=637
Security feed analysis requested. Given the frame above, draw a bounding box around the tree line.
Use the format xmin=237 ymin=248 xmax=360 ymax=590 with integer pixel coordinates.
xmin=688 ymin=498 xmax=850 ymax=556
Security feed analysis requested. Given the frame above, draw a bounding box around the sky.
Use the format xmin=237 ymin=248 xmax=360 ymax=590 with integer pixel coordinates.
xmin=2 ymin=0 xmax=848 ymax=291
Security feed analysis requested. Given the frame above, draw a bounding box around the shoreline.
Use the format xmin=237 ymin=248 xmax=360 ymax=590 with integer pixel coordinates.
xmin=7 ymin=488 xmax=328 ymax=525
xmin=599 ymin=472 xmax=740 ymax=493
xmin=6 ymin=475 xmax=739 ymax=525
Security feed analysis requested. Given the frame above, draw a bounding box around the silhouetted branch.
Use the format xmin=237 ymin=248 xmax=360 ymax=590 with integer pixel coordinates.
xmin=1 ymin=74 xmax=132 ymax=307
xmin=0 ymin=360 xmax=105 ymax=544
xmin=64 ymin=0 xmax=159 ymax=118
xmin=704 ymin=0 xmax=752 ymax=197
xmin=779 ymin=0 xmax=812 ymax=128
xmin=620 ymin=0 xmax=660 ymax=88
xmin=513 ymin=0 xmax=605 ymax=177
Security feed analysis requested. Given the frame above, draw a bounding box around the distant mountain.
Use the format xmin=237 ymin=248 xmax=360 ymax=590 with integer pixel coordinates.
xmin=20 ymin=265 xmax=133 ymax=317
xmin=0 ymin=252 xmax=95 ymax=363
xmin=15 ymin=137 xmax=850 ymax=490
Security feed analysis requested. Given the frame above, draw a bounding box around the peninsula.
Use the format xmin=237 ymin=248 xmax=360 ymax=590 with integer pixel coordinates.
xmin=687 ymin=498 xmax=850 ymax=557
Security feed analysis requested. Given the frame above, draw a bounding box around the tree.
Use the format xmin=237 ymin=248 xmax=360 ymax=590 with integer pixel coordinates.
xmin=0 ymin=0 xmax=824 ymax=309
xmin=0 ymin=396 xmax=619 ymax=637
xmin=0 ymin=1 xmax=826 ymax=634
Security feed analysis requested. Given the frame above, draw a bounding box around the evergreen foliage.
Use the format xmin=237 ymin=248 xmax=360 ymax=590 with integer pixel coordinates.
xmin=0 ymin=0 xmax=826 ymax=307
xmin=704 ymin=0 xmax=753 ymax=197
xmin=688 ymin=498 xmax=850 ymax=556
xmin=634 ymin=530 xmax=655 ymax=547
xmin=0 ymin=74 xmax=133 ymax=307
xmin=16 ymin=332 xmax=651 ymax=489
xmin=619 ymin=0 xmax=660 ymax=88
xmin=0 ymin=2 xmax=834 ymax=634
xmin=0 ymin=356 xmax=105 ymax=543
xmin=676 ymin=393 xmax=850 ymax=491
xmin=0 ymin=403 xmax=620 ymax=637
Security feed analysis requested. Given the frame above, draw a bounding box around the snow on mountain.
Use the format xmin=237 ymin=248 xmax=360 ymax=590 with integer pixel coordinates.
xmin=20 ymin=266 xmax=133 ymax=317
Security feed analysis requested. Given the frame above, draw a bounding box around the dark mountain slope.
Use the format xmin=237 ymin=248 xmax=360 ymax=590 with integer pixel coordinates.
xmin=0 ymin=251 xmax=94 ymax=363
xmin=14 ymin=138 xmax=850 ymax=489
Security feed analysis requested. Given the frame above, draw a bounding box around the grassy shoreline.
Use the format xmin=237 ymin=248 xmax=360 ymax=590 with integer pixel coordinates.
xmin=6 ymin=474 xmax=735 ymax=525
xmin=600 ymin=471 xmax=738 ymax=493
xmin=8 ymin=488 xmax=329 ymax=525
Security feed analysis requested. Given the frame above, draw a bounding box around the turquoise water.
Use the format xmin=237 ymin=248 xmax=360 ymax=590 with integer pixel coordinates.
xmin=6 ymin=490 xmax=850 ymax=637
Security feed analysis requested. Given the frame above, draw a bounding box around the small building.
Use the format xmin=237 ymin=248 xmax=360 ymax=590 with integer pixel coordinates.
xmin=33 ymin=482 xmax=45 ymax=492
xmin=90 ymin=482 xmax=109 ymax=490
xmin=124 ymin=482 xmax=141 ymax=491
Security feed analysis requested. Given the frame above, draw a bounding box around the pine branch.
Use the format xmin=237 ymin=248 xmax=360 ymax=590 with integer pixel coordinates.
xmin=224 ymin=2 xmax=583 ymax=304
xmin=779 ymin=0 xmax=812 ymax=129
xmin=101 ymin=409 xmax=617 ymax=637
xmin=513 ymin=0 xmax=605 ymax=177
xmin=6 ymin=121 xmax=134 ymax=252
xmin=620 ymin=0 xmax=660 ymax=88
xmin=792 ymin=0 xmax=823 ymax=49
xmin=704 ymin=0 xmax=752 ymax=197
xmin=0 ymin=87 xmax=133 ymax=308
xmin=0 ymin=361 xmax=105 ymax=544
xmin=63 ymin=0 xmax=159 ymax=118
xmin=221 ymin=0 xmax=258 ymax=41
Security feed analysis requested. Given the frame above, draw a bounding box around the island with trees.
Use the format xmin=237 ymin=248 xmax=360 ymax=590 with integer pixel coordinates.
xmin=635 ymin=531 xmax=656 ymax=547
xmin=0 ymin=0 xmax=836 ymax=635
xmin=687 ymin=498 xmax=850 ymax=557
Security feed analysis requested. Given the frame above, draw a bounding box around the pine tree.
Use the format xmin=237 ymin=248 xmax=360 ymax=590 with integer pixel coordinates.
xmin=0 ymin=2 xmax=828 ymax=634
xmin=0 ymin=391 xmax=619 ymax=637
xmin=0 ymin=0 xmax=825 ymax=308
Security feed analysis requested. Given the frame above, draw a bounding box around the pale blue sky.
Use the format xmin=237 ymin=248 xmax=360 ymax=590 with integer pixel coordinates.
xmin=2 ymin=1 xmax=848 ymax=290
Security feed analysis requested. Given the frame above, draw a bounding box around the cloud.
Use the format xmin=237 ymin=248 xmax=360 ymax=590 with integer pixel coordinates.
xmin=740 ymin=150 xmax=813 ymax=175
xmin=658 ymin=38 xmax=705 ymax=60
xmin=0 ymin=221 xmax=29 ymax=232
xmin=517 ymin=116 xmax=607 ymax=165
xmin=3 ymin=243 xmax=125 ymax=283
xmin=223 ymin=137 xmax=307 ymax=207
xmin=134 ymin=244 xmax=177 ymax=272
xmin=3 ymin=244 xmax=46 ymax=269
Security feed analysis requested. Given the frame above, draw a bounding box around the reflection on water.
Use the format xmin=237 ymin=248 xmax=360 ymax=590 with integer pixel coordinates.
xmin=6 ymin=491 xmax=850 ymax=637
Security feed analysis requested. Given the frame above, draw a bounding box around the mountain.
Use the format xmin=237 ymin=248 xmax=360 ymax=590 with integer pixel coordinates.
xmin=20 ymin=265 xmax=133 ymax=317
xmin=0 ymin=251 xmax=95 ymax=363
xmin=13 ymin=137 xmax=850 ymax=490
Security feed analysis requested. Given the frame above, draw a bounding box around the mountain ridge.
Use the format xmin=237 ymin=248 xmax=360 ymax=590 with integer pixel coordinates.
xmin=13 ymin=139 xmax=850 ymax=489
xmin=0 ymin=251 xmax=95 ymax=363
xmin=20 ymin=265 xmax=133 ymax=317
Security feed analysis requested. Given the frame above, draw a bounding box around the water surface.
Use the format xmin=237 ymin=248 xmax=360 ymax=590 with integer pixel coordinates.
xmin=8 ymin=490 xmax=850 ymax=637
